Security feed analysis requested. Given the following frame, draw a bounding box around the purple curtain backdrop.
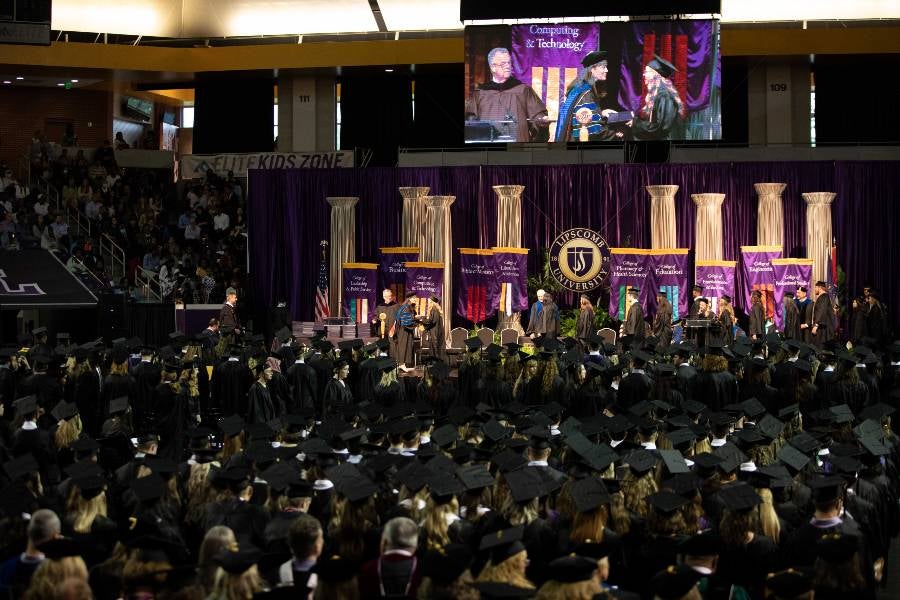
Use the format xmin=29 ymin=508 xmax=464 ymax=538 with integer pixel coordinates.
xmin=618 ymin=20 xmax=716 ymax=113
xmin=247 ymin=161 xmax=899 ymax=329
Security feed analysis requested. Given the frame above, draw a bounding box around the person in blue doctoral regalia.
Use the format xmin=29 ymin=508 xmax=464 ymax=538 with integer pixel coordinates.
xmin=555 ymin=50 xmax=625 ymax=142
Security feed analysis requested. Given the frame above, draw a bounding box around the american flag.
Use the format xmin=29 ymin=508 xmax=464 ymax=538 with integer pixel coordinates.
xmin=315 ymin=241 xmax=330 ymax=323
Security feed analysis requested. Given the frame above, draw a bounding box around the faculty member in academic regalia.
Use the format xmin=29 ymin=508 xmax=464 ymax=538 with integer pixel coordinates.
xmin=394 ymin=293 xmax=417 ymax=372
xmin=374 ymin=289 xmax=399 ymax=358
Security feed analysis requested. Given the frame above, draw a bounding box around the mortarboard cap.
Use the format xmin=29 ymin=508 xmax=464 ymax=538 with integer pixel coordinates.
xmin=808 ymin=475 xmax=845 ymax=503
xmin=457 ymin=464 xmax=495 ymax=491
xmin=214 ymin=548 xmax=263 ymax=575
xmin=679 ymin=532 xmax=723 ymax=557
xmin=479 ymin=526 xmax=526 ymax=564
xmin=219 ymin=415 xmax=245 ymax=437
xmin=659 ymin=449 xmax=690 ymax=474
xmin=647 ymin=490 xmax=688 ymax=514
xmin=470 ymin=582 xmax=534 ymax=599
xmin=570 ymin=477 xmax=610 ymax=513
xmin=313 ymin=555 xmax=359 ymax=583
xmin=3 ymin=453 xmax=39 ymax=481
xmin=73 ymin=475 xmax=107 ymax=500
xmin=546 ymin=554 xmax=598 ymax=583
xmin=625 ymin=449 xmax=657 ymax=474
xmin=651 ymin=565 xmax=701 ymax=600
xmin=131 ymin=473 xmax=167 ymax=503
xmin=464 ymin=338 xmax=482 ymax=352
xmin=718 ymin=482 xmax=761 ymax=511
xmin=37 ymin=538 xmax=83 ymax=560
xmin=421 ymin=543 xmax=472 ymax=585
xmin=14 ymin=395 xmax=38 ymax=417
xmin=777 ymin=444 xmax=810 ymax=472
xmin=504 ymin=468 xmax=545 ymax=503
xmin=51 ymin=400 xmax=78 ymax=421
xmin=766 ymin=569 xmax=814 ymax=598
xmin=430 ymin=423 xmax=458 ymax=448
xmin=108 ymin=396 xmax=129 ymax=415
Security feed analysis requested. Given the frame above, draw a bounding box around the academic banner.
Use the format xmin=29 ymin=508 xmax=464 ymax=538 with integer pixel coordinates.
xmin=649 ymin=249 xmax=690 ymax=320
xmin=608 ymin=248 xmax=652 ymax=320
xmin=694 ymin=260 xmax=736 ymax=315
xmin=458 ymin=249 xmax=497 ymax=323
xmin=491 ymin=247 xmax=530 ymax=317
xmin=771 ymin=259 xmax=813 ymax=331
xmin=405 ymin=262 xmax=444 ymax=318
xmin=342 ymin=263 xmax=378 ymax=325
xmin=740 ymin=245 xmax=782 ymax=321
xmin=181 ymin=151 xmax=354 ymax=179
xmin=379 ymin=247 xmax=419 ymax=301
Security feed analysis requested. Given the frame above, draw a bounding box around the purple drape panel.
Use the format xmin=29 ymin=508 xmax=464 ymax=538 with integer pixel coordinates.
xmin=249 ymin=161 xmax=899 ymax=327
xmin=618 ymin=20 xmax=715 ymax=113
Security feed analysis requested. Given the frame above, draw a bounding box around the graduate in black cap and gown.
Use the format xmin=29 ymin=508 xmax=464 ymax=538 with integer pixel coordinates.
xmin=652 ymin=290 xmax=673 ymax=350
xmin=131 ymin=346 xmax=161 ymax=433
xmin=458 ymin=338 xmax=484 ymax=408
xmin=631 ymin=55 xmax=685 ymax=140
xmin=620 ymin=288 xmax=646 ymax=350
xmin=154 ymin=358 xmax=195 ymax=461
xmin=810 ymin=281 xmax=835 ymax=348
xmin=211 ymin=344 xmax=252 ymax=418
xmin=394 ymin=292 xmax=418 ymax=371
xmin=247 ymin=356 xmax=277 ymax=425
xmin=285 ymin=345 xmax=317 ymax=413
xmin=418 ymin=295 xmax=447 ymax=363
xmin=322 ymin=360 xmax=353 ymax=417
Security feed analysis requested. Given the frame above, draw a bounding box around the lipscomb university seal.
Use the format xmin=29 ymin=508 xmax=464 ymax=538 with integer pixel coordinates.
xmin=548 ymin=228 xmax=611 ymax=292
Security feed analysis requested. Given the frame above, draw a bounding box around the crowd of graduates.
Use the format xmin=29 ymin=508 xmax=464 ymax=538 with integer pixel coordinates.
xmin=0 ymin=315 xmax=898 ymax=600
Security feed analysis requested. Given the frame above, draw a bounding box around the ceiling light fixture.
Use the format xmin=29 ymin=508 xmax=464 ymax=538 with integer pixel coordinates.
xmin=71 ymin=79 xmax=79 ymax=83
xmin=15 ymin=76 xmax=23 ymax=80
xmin=57 ymin=83 xmax=65 ymax=86
xmin=2 ymin=81 xmax=10 ymax=84
xmin=384 ymin=68 xmax=394 ymax=72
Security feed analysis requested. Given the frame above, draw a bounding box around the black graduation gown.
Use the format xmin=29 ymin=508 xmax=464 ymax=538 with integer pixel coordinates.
xmin=481 ymin=376 xmax=512 ymax=409
xmin=739 ymin=382 xmax=781 ymax=415
xmin=131 ymin=360 xmax=161 ymax=433
xmin=268 ymin=371 xmax=290 ymax=417
xmin=716 ymin=535 xmax=779 ymax=598
xmin=420 ymin=306 xmax=447 ymax=362
xmin=786 ymin=516 xmax=876 ymax=589
xmin=695 ymin=370 xmax=738 ymax=413
xmin=212 ymin=359 xmax=252 ymax=418
xmin=749 ymin=302 xmax=766 ymax=338
xmin=101 ymin=373 xmax=137 ymax=419
xmin=373 ymin=381 xmax=405 ymax=407
xmin=354 ymin=358 xmax=380 ymax=403
xmin=622 ymin=303 xmax=646 ymax=342
xmin=154 ymin=382 xmax=194 ymax=461
xmin=247 ymin=382 xmax=276 ymax=424
xmin=616 ymin=372 xmax=653 ymax=410
xmin=651 ymin=300 xmax=673 ymax=349
xmin=204 ymin=497 xmax=271 ymax=552
xmin=306 ymin=355 xmax=333 ymax=413
xmin=285 ymin=361 xmax=317 ymax=413
xmin=783 ymin=301 xmax=801 ymax=339
xmin=0 ymin=365 xmax=16 ymax=412
xmin=16 ymin=372 xmax=62 ymax=410
xmin=322 ymin=379 xmax=353 ymax=417
xmin=675 ymin=364 xmax=698 ymax=401
xmin=811 ymin=294 xmax=835 ymax=347
xmin=74 ymin=369 xmax=102 ymax=435
xmin=458 ymin=358 xmax=484 ymax=408
xmin=632 ymin=85 xmax=683 ymax=140
xmin=576 ymin=307 xmax=595 ymax=346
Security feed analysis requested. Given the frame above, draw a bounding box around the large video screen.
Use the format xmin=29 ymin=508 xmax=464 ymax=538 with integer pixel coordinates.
xmin=464 ymin=20 xmax=720 ymax=144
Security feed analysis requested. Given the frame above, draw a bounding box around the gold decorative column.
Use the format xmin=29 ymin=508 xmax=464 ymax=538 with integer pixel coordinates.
xmin=494 ymin=185 xmax=526 ymax=334
xmin=692 ymin=193 xmax=726 ymax=261
xmin=398 ymin=186 xmax=430 ymax=252
xmin=422 ymin=195 xmax=455 ymax=336
xmin=326 ymin=196 xmax=358 ymax=316
xmin=755 ymin=183 xmax=786 ymax=247
xmin=646 ymin=184 xmax=679 ymax=249
xmin=802 ymin=192 xmax=836 ymax=284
